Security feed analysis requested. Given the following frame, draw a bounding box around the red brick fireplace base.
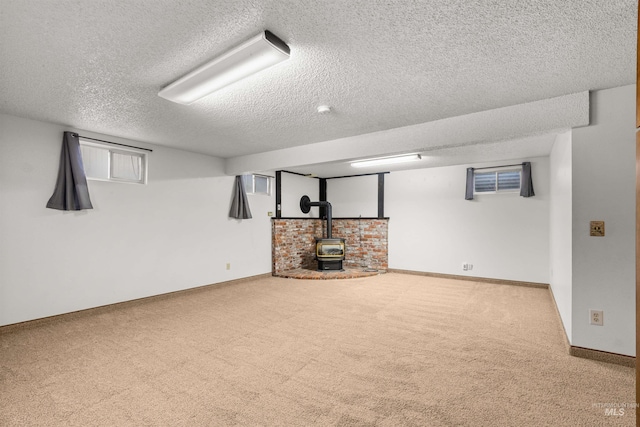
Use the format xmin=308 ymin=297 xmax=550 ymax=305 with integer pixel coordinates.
xmin=272 ymin=218 xmax=388 ymax=278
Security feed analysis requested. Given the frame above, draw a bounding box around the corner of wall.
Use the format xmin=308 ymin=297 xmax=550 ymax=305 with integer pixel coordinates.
xmin=549 ymin=130 xmax=573 ymax=343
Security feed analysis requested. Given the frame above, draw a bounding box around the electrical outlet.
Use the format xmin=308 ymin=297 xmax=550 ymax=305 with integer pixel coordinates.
xmin=226 ymin=263 xmax=231 ymax=270
xmin=462 ymin=263 xmax=468 ymax=271
xmin=267 ymin=211 xmax=273 ymax=217
xmin=468 ymin=264 xmax=473 ymax=271
xmin=590 ymin=310 xmax=603 ymax=326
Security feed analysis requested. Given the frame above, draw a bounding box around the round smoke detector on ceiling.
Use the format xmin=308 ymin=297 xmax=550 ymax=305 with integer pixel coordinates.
xmin=317 ymin=105 xmax=331 ymax=114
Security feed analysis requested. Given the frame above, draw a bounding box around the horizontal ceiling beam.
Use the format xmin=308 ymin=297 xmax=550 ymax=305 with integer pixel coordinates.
xmin=225 ymin=92 xmax=589 ymax=175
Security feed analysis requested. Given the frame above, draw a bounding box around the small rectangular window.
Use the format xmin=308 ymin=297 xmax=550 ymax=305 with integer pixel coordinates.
xmin=474 ymin=169 xmax=521 ymax=194
xmin=80 ymin=140 xmax=147 ymax=184
xmin=242 ymin=174 xmax=271 ymax=195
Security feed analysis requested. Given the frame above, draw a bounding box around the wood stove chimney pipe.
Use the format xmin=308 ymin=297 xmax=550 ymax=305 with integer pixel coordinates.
xmin=300 ymin=195 xmax=333 ymax=238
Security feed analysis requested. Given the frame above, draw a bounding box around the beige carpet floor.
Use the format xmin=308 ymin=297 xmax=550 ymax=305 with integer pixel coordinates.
xmin=0 ymin=273 xmax=635 ymax=426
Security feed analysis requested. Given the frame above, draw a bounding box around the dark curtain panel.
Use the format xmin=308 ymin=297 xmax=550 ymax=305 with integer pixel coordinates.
xmin=229 ymin=175 xmax=252 ymax=219
xmin=465 ymin=167 xmax=474 ymax=200
xmin=520 ymin=162 xmax=535 ymax=197
xmin=46 ymin=132 xmax=93 ymax=211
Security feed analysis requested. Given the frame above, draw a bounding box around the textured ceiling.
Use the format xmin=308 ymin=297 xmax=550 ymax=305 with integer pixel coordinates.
xmin=226 ymin=91 xmax=589 ymax=175
xmin=0 ymin=0 xmax=636 ymax=175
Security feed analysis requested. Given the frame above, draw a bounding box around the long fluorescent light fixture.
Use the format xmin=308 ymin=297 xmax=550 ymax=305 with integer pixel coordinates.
xmin=158 ymin=30 xmax=290 ymax=105
xmin=351 ymin=154 xmax=422 ymax=168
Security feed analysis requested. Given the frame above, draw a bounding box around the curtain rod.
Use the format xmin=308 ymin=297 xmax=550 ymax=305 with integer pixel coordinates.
xmin=472 ymin=163 xmax=523 ymax=171
xmin=74 ymin=134 xmax=153 ymax=152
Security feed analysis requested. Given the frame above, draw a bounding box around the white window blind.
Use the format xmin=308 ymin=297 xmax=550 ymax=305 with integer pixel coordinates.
xmin=474 ymin=169 xmax=521 ymax=194
xmin=81 ymin=144 xmax=110 ymax=180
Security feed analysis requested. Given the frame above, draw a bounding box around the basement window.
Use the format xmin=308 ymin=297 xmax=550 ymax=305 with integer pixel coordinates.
xmin=80 ymin=140 xmax=147 ymax=184
xmin=242 ymin=174 xmax=271 ymax=195
xmin=474 ymin=169 xmax=521 ymax=194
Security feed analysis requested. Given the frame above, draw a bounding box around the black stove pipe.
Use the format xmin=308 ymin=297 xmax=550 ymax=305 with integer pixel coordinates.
xmin=300 ymin=195 xmax=333 ymax=238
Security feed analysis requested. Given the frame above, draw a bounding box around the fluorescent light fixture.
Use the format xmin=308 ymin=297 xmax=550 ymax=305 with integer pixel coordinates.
xmin=351 ymin=154 xmax=422 ymax=168
xmin=158 ymin=30 xmax=290 ymax=105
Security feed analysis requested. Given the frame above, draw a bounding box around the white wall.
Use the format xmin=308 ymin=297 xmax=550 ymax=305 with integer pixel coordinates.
xmin=280 ymin=172 xmax=319 ymax=217
xmin=0 ymin=113 xmax=273 ymax=326
xmin=327 ymin=175 xmax=379 ymax=217
xmin=386 ymin=158 xmax=550 ymax=283
xmin=549 ymin=130 xmax=573 ymax=342
xmin=571 ymin=85 xmax=635 ymax=356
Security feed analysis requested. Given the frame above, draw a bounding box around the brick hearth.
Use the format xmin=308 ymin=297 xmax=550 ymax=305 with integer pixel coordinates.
xmin=275 ymin=268 xmax=382 ymax=280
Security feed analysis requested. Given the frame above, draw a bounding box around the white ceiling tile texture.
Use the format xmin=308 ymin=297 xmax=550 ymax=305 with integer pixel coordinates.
xmin=0 ymin=0 xmax=636 ymax=173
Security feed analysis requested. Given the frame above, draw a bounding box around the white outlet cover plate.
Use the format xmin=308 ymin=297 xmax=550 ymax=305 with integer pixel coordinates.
xmin=589 ymin=310 xmax=603 ymax=326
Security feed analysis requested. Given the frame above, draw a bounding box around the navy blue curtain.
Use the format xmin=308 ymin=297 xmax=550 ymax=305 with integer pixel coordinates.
xmin=465 ymin=168 xmax=474 ymax=200
xmin=520 ymin=162 xmax=535 ymax=197
xmin=46 ymin=132 xmax=93 ymax=211
xmin=229 ymin=175 xmax=252 ymax=219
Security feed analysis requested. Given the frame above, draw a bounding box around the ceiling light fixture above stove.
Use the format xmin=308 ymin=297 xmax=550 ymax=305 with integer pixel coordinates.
xmin=158 ymin=30 xmax=290 ymax=105
xmin=351 ymin=154 xmax=422 ymax=168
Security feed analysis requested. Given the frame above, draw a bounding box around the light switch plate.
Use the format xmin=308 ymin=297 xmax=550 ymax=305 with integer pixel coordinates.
xmin=590 ymin=221 xmax=605 ymax=237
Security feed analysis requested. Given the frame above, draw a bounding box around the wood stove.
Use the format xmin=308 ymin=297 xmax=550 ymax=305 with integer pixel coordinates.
xmin=300 ymin=195 xmax=346 ymax=272
xmin=316 ymin=238 xmax=345 ymax=271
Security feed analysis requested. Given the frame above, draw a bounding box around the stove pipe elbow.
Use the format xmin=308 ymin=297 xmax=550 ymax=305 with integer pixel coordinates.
xmin=300 ymin=195 xmax=333 ymax=238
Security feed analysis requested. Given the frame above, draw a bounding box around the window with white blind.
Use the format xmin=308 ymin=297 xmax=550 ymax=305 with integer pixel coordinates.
xmin=474 ymin=169 xmax=521 ymax=194
xmin=242 ymin=174 xmax=271 ymax=195
xmin=80 ymin=140 xmax=147 ymax=184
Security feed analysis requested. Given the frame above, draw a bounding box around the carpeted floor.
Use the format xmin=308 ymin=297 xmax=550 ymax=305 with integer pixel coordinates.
xmin=0 ymin=273 xmax=635 ymax=426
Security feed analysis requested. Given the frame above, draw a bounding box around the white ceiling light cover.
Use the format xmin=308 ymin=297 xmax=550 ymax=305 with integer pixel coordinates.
xmin=351 ymin=154 xmax=422 ymax=168
xmin=158 ymin=30 xmax=290 ymax=105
